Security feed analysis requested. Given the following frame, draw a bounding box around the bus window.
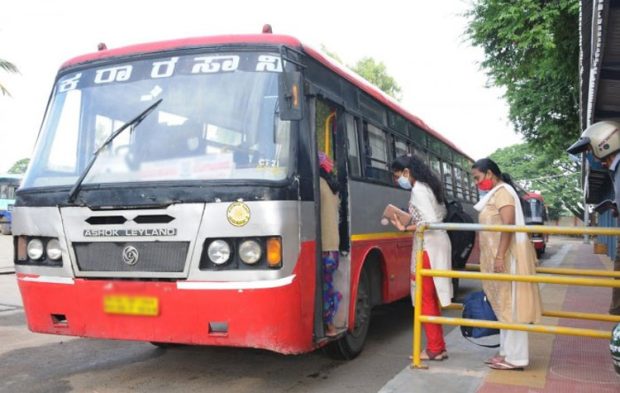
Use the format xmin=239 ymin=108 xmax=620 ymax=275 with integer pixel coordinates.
xmin=364 ymin=123 xmax=390 ymax=182
xmin=454 ymin=166 xmax=464 ymax=200
xmin=470 ymin=174 xmax=478 ymax=201
xmin=410 ymin=124 xmax=427 ymax=148
xmin=460 ymin=168 xmax=470 ymax=200
xmin=430 ymin=155 xmax=441 ymax=178
xmin=316 ymin=99 xmax=335 ymax=160
xmin=413 ymin=147 xmax=429 ymax=165
xmin=443 ymin=162 xmax=454 ymax=198
xmin=428 ymin=136 xmax=442 ymax=155
xmin=394 ymin=137 xmax=409 ymax=158
xmin=345 ymin=114 xmax=361 ymax=176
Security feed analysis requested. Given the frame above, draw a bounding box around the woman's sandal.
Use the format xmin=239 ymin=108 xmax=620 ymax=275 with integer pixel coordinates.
xmin=484 ymin=355 xmax=504 ymax=365
xmin=488 ymin=360 xmax=524 ymax=371
xmin=419 ymin=349 xmax=448 ymax=361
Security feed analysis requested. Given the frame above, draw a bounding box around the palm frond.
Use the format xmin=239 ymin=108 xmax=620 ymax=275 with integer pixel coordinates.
xmin=0 ymin=59 xmax=19 ymax=74
xmin=0 ymin=83 xmax=12 ymax=97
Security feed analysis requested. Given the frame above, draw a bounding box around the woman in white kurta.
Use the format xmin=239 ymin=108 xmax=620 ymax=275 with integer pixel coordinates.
xmin=389 ymin=155 xmax=452 ymax=361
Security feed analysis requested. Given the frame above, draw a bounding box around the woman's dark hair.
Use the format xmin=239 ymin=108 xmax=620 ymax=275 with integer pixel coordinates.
xmin=390 ymin=155 xmax=444 ymax=203
xmin=471 ymin=158 xmax=517 ymax=190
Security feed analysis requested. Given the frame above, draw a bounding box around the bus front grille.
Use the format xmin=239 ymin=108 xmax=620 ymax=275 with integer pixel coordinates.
xmin=73 ymin=242 xmax=189 ymax=272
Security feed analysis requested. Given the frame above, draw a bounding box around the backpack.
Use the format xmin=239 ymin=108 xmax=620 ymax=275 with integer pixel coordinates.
xmin=444 ymin=200 xmax=476 ymax=270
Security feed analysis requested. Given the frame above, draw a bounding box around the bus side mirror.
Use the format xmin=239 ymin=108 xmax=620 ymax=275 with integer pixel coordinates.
xmin=278 ymin=71 xmax=303 ymax=121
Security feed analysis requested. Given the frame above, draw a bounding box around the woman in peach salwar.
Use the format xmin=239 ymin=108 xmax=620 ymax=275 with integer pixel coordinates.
xmin=471 ymin=158 xmax=542 ymax=371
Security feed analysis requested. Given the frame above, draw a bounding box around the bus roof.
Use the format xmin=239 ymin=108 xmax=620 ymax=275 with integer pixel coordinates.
xmin=524 ymin=192 xmax=544 ymax=202
xmin=61 ymin=34 xmax=473 ymax=161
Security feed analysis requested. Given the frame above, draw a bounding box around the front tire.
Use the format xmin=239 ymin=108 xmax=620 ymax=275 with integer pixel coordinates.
xmin=324 ymin=265 xmax=371 ymax=360
xmin=0 ymin=224 xmax=10 ymax=235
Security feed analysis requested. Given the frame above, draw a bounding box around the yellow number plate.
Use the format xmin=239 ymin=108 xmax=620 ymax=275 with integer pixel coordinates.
xmin=103 ymin=295 xmax=159 ymax=316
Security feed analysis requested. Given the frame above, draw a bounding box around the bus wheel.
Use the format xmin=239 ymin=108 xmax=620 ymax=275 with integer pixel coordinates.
xmin=324 ymin=265 xmax=371 ymax=360
xmin=0 ymin=224 xmax=10 ymax=235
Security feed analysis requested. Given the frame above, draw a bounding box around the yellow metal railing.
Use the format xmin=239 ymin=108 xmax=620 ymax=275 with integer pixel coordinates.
xmin=411 ymin=223 xmax=620 ymax=369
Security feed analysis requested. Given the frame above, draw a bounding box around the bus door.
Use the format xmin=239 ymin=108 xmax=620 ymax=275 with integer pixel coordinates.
xmin=314 ymin=97 xmax=351 ymax=337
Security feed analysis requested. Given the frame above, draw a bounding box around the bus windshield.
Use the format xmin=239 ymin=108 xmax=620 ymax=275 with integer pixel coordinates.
xmin=0 ymin=176 xmax=20 ymax=200
xmin=23 ymin=51 xmax=292 ymax=189
xmin=524 ymin=197 xmax=545 ymax=224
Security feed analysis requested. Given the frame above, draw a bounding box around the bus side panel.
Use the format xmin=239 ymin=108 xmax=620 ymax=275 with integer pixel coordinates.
xmin=348 ymin=180 xmax=411 ymax=315
xmin=16 ymin=241 xmax=317 ymax=355
xmin=350 ymin=239 xmax=410 ymax=307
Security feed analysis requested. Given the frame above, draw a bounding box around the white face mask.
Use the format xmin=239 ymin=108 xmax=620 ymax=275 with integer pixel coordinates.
xmin=397 ymin=175 xmax=412 ymax=190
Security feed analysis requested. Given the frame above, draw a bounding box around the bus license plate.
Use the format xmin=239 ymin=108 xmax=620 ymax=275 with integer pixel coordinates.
xmin=103 ymin=295 xmax=159 ymax=316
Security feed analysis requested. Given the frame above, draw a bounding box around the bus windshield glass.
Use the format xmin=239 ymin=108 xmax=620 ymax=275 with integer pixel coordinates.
xmin=524 ymin=198 xmax=544 ymax=224
xmin=23 ymin=51 xmax=292 ymax=189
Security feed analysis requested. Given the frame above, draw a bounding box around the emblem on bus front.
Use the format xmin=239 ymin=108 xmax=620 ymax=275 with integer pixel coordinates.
xmin=227 ymin=202 xmax=251 ymax=227
xmin=122 ymin=246 xmax=139 ymax=265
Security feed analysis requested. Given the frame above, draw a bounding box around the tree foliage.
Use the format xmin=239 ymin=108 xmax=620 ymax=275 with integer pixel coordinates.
xmin=320 ymin=45 xmax=402 ymax=101
xmin=8 ymin=158 xmax=29 ymax=174
xmin=466 ymin=0 xmax=580 ymax=157
xmin=490 ymin=143 xmax=582 ymax=220
xmin=0 ymin=58 xmax=19 ymax=96
xmin=351 ymin=57 xmax=402 ymax=101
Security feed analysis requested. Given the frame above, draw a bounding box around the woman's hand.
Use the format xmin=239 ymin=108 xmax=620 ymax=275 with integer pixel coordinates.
xmin=493 ymin=256 xmax=505 ymax=273
xmin=389 ymin=213 xmax=405 ymax=231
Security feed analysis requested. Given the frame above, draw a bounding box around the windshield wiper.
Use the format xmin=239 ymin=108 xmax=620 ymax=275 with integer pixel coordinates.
xmin=67 ymin=98 xmax=163 ymax=204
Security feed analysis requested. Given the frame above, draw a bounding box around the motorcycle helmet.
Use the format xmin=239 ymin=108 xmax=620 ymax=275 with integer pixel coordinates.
xmin=567 ymin=121 xmax=620 ymax=159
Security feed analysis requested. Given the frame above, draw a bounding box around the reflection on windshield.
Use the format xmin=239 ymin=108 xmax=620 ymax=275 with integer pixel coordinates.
xmin=524 ymin=199 xmax=544 ymax=223
xmin=23 ymin=52 xmax=292 ymax=189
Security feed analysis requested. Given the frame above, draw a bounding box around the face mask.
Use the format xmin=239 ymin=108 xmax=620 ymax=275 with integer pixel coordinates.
xmin=477 ymin=178 xmax=494 ymax=191
xmin=478 ymin=190 xmax=489 ymax=199
xmin=397 ymin=175 xmax=412 ymax=190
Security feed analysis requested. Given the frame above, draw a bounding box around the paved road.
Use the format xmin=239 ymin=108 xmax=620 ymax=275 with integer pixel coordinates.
xmin=0 ymin=236 xmax=563 ymax=393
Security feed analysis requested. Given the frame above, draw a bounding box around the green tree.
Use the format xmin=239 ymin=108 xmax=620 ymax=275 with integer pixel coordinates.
xmin=8 ymin=158 xmax=29 ymax=174
xmin=320 ymin=45 xmax=403 ymax=101
xmin=490 ymin=143 xmax=582 ymax=220
xmin=0 ymin=58 xmax=19 ymax=96
xmin=320 ymin=44 xmax=344 ymax=64
xmin=351 ymin=57 xmax=402 ymax=101
xmin=466 ymin=0 xmax=580 ymax=157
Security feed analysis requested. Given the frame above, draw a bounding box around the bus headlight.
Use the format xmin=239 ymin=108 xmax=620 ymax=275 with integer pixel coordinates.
xmin=46 ymin=239 xmax=62 ymax=261
xmin=207 ymin=240 xmax=231 ymax=265
xmin=27 ymin=239 xmax=44 ymax=260
xmin=239 ymin=240 xmax=262 ymax=265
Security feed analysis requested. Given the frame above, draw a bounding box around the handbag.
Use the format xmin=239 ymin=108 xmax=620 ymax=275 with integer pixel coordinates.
xmin=461 ymin=291 xmax=499 ymax=346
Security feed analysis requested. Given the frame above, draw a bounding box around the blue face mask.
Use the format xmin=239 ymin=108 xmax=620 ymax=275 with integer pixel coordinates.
xmin=478 ymin=190 xmax=488 ymax=199
xmin=398 ymin=175 xmax=412 ymax=190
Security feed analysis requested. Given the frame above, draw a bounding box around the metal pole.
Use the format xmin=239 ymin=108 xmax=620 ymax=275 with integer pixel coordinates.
xmin=583 ymin=154 xmax=589 ymax=244
xmin=427 ymin=222 xmax=620 ymax=236
xmin=420 ymin=316 xmax=612 ymax=340
xmin=584 ymin=192 xmax=590 ymax=244
xmin=411 ymin=226 xmax=427 ymax=369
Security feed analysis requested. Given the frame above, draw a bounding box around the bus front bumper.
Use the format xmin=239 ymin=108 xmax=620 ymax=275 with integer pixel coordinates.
xmin=16 ymin=269 xmax=315 ymax=354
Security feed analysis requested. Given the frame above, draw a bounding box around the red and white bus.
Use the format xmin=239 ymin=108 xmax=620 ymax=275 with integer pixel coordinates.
xmin=13 ymin=31 xmax=476 ymax=358
xmin=523 ymin=192 xmax=548 ymax=258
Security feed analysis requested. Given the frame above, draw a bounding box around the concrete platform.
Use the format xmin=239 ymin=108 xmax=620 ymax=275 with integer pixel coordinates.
xmin=379 ymin=240 xmax=620 ymax=393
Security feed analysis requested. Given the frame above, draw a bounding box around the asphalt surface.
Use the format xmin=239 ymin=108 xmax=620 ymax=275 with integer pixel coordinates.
xmin=0 ymin=235 xmax=563 ymax=393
